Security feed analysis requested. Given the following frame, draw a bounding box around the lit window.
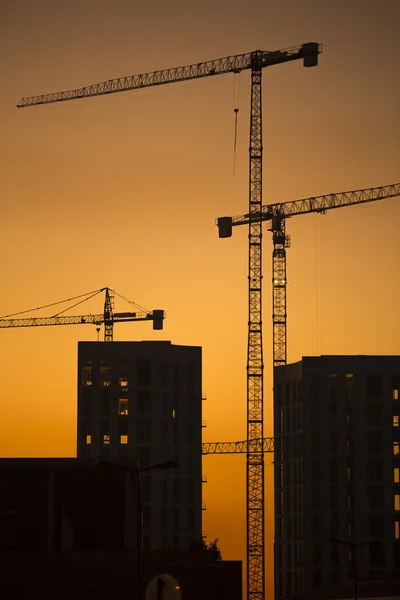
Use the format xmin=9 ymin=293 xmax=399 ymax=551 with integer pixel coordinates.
xmin=394 ymin=442 xmax=399 ymax=455
xmin=119 ymin=398 xmax=128 ymax=416
xmin=394 ymin=389 xmax=399 ymax=401
xmin=394 ymin=415 xmax=399 ymax=427
xmin=82 ymin=362 xmax=92 ymax=386
xmin=395 ymin=495 xmax=400 ymax=511
xmin=85 ymin=435 xmax=91 ymax=445
xmin=102 ymin=434 xmax=110 ymax=445
xmin=120 ymin=435 xmax=128 ymax=445
xmin=395 ymin=521 xmax=400 ymax=540
xmin=394 ymin=468 xmax=400 ymax=484
xmin=100 ymin=362 xmax=111 ymax=387
xmin=119 ymin=377 xmax=128 ymax=388
xmin=172 ymin=409 xmax=176 ymax=418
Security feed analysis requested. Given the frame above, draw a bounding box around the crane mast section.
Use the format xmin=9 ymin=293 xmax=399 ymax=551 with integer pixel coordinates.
xmin=0 ymin=312 xmax=158 ymax=329
xmin=17 ymin=43 xmax=321 ymax=107
xmin=228 ymin=184 xmax=400 ymax=226
xmin=202 ymin=438 xmax=274 ymax=455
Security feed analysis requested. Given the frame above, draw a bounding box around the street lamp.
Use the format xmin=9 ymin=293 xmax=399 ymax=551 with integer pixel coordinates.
xmin=95 ymin=458 xmax=179 ymax=600
xmin=328 ymin=537 xmax=382 ymax=600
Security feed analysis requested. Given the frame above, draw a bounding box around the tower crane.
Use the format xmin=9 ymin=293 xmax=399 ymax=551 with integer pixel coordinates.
xmin=217 ymin=182 xmax=400 ymax=599
xmin=17 ymin=41 xmax=322 ymax=600
xmin=0 ymin=287 xmax=165 ymax=341
xmin=217 ymin=183 xmax=400 ymax=366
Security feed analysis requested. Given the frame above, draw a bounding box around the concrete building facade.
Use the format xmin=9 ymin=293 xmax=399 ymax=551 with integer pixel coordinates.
xmin=273 ymin=355 xmax=400 ymax=599
xmin=77 ymin=341 xmax=203 ymax=551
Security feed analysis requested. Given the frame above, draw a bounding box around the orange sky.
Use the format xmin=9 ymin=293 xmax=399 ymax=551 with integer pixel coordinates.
xmin=0 ymin=0 xmax=399 ymax=594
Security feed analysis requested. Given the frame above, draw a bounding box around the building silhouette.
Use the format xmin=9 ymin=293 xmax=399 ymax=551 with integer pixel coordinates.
xmin=274 ymin=355 xmax=400 ymax=599
xmin=77 ymin=340 xmax=203 ymax=550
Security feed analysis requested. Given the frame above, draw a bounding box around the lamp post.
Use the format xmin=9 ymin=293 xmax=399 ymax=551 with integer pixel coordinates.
xmin=95 ymin=458 xmax=179 ymax=600
xmin=328 ymin=537 xmax=382 ymax=600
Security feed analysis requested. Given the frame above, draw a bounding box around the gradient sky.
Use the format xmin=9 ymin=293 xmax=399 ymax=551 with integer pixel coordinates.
xmin=1 ymin=0 xmax=399 ymax=593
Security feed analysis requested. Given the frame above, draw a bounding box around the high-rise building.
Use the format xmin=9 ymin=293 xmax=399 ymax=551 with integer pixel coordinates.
xmin=273 ymin=355 xmax=400 ymax=599
xmin=77 ymin=340 xmax=203 ymax=551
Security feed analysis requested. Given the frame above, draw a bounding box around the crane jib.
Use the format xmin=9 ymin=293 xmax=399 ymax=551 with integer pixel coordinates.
xmin=17 ymin=43 xmax=321 ymax=108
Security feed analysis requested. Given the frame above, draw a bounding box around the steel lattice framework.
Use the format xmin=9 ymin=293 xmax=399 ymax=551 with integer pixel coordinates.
xmin=217 ymin=181 xmax=400 ymax=599
xmin=247 ymin=65 xmax=265 ymax=600
xmin=0 ymin=288 xmax=165 ymax=340
xmin=17 ymin=42 xmax=322 ymax=600
xmin=202 ymin=438 xmax=274 ymax=455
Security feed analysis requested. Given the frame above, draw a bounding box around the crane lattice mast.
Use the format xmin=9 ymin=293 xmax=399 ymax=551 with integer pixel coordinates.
xmin=17 ymin=43 xmax=322 ymax=600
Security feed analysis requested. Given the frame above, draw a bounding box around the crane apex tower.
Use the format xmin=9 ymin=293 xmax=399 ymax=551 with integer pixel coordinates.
xmin=77 ymin=340 xmax=203 ymax=551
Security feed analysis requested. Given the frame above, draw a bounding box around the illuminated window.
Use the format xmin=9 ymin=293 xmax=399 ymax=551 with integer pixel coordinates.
xmin=393 ymin=415 xmax=399 ymax=427
xmin=100 ymin=361 xmax=111 ymax=387
xmin=118 ymin=398 xmax=128 ymax=416
xmin=85 ymin=434 xmax=91 ymax=445
xmin=346 ymin=374 xmax=353 ymax=399
xmin=394 ymin=468 xmax=400 ymax=484
xmin=120 ymin=435 xmax=128 ymax=445
xmin=172 ymin=409 xmax=176 ymax=418
xmin=394 ymin=442 xmax=400 ymax=456
xmin=82 ymin=362 xmax=92 ymax=386
xmin=394 ymin=389 xmax=399 ymax=400
xmin=395 ymin=495 xmax=400 ymax=511
xmin=395 ymin=521 xmax=400 ymax=540
xmin=102 ymin=434 xmax=110 ymax=445
xmin=119 ymin=377 xmax=128 ymax=388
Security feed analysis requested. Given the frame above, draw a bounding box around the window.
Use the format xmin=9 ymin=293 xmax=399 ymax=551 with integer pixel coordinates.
xmin=173 ymin=420 xmax=180 ymax=446
xmin=346 ymin=373 xmax=353 ymax=399
xmin=310 ymin=375 xmax=320 ymax=398
xmin=186 ymin=364 xmax=196 ymax=390
xmin=395 ymin=521 xmax=400 ymax=540
xmin=329 ymin=374 xmax=338 ymax=399
xmin=81 ymin=362 xmax=92 ymax=386
xmin=85 ymin=434 xmax=91 ymax=445
xmin=137 ymin=360 xmax=151 ymax=386
xmin=138 ymin=389 xmax=151 ymax=416
xmin=367 ymin=430 xmax=382 ymax=454
xmin=370 ymin=543 xmax=385 ymax=567
xmin=367 ymin=374 xmax=383 ymax=398
xmin=394 ymin=415 xmax=399 ymax=427
xmin=368 ymin=486 xmax=384 ymax=510
xmin=395 ymin=468 xmax=400 ymax=484
xmin=118 ymin=397 xmax=128 ymax=416
xmin=162 ymin=362 xmax=170 ymax=388
xmin=368 ymin=457 xmax=383 ymax=481
xmin=81 ymin=390 xmax=91 ymax=415
xmin=100 ymin=361 xmax=111 ymax=387
xmin=367 ymin=402 xmax=383 ymax=426
xmin=120 ymin=434 xmax=128 ymax=445
xmin=369 ymin=514 xmax=384 ymax=538
xmin=329 ymin=458 xmax=338 ymax=482
xmin=330 ymin=513 xmax=338 ymax=537
xmin=313 ymin=569 xmax=322 ymax=588
xmin=137 ymin=419 xmax=152 ymax=444
xmin=395 ymin=494 xmax=400 ymax=511
xmin=392 ymin=375 xmax=399 ymax=400
xmin=102 ymin=434 xmax=110 ymax=445
xmin=394 ymin=442 xmax=400 ymax=455
xmin=173 ymin=364 xmax=180 ymax=389
xmin=118 ymin=377 xmax=128 ymax=389
xmin=100 ymin=391 xmax=109 ymax=414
